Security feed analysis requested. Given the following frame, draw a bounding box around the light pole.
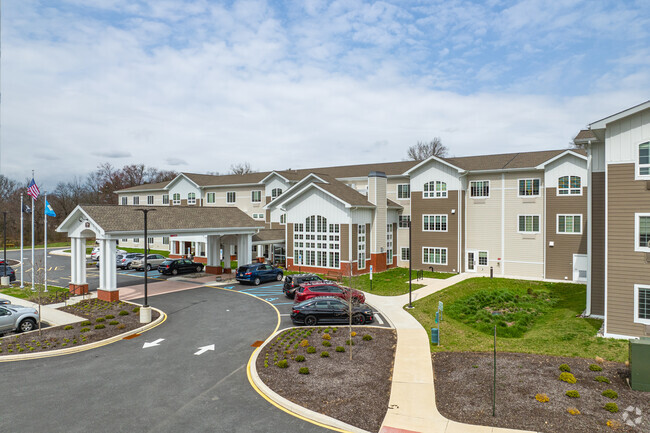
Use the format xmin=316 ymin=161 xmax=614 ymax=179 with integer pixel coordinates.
xmin=137 ymin=208 xmax=155 ymax=323
xmin=407 ymin=217 xmax=413 ymax=309
xmin=2 ymin=212 xmax=7 ymax=286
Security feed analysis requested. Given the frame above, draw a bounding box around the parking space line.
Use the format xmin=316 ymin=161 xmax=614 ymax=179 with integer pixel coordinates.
xmin=374 ymin=314 xmax=384 ymax=325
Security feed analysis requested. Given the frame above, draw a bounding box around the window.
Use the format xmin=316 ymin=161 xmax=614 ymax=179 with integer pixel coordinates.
xmin=397 ymin=184 xmax=410 ymax=199
xmin=133 ymin=238 xmax=140 ymax=243
xmin=423 ymin=247 xmax=447 ymax=265
xmin=423 ymin=214 xmax=447 ymax=232
xmin=207 ymin=192 xmax=215 ymax=204
xmin=386 ymin=224 xmax=393 ymax=264
xmin=478 ymin=251 xmax=488 ymax=266
xmin=162 ymin=194 xmax=169 ymax=205
xmin=401 ymin=247 xmax=410 ymax=261
xmin=518 ymin=179 xmax=540 ymax=197
xmin=358 ymin=224 xmax=366 ymax=269
xmin=518 ymin=215 xmax=540 ymax=233
xmin=294 ymin=216 xmax=339 ymax=268
xmin=227 ymin=192 xmax=236 ymax=203
xmin=251 ymin=190 xmax=262 ymax=203
xmin=399 ymin=215 xmax=411 ymax=228
xmin=470 ymin=181 xmax=489 ymax=198
xmin=424 ymin=181 xmax=447 ymax=198
xmin=121 ymin=238 xmax=128 ymax=243
xmin=280 ymin=214 xmax=286 ymax=224
xmin=639 ymin=142 xmax=650 ymax=177
xmin=133 ymin=196 xmax=140 ymax=205
xmin=558 ymin=176 xmax=581 ymax=195
xmin=162 ymin=236 xmax=169 ymax=245
xmin=634 ymin=285 xmax=650 ymax=325
xmin=147 ymin=195 xmax=154 ymax=205
xmin=252 ymin=213 xmax=265 ymax=220
xmin=271 ymin=188 xmax=283 ymax=199
xmin=121 ymin=197 xmax=127 ymax=205
xmin=147 ymin=237 xmax=154 ymax=244
xmin=187 ymin=192 xmax=196 ymax=205
xmin=172 ymin=193 xmax=181 ymax=205
xmin=635 ymin=214 xmax=650 ymax=251
xmin=557 ymin=215 xmax=582 ymax=234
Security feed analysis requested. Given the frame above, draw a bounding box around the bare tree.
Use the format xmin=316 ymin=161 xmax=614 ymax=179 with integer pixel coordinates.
xmin=229 ymin=162 xmax=254 ymax=175
xmin=407 ymin=137 xmax=448 ymax=160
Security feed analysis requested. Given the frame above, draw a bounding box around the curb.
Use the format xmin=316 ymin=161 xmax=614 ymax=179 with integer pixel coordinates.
xmin=0 ymin=301 xmax=166 ymax=362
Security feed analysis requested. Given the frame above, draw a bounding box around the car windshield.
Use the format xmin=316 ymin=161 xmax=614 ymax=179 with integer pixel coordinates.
xmin=161 ymin=260 xmax=174 ymax=265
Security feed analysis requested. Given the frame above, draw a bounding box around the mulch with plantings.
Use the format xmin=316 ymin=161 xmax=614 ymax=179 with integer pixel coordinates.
xmin=256 ymin=326 xmax=397 ymax=433
xmin=0 ymin=299 xmax=159 ymax=356
xmin=434 ymin=352 xmax=650 ymax=433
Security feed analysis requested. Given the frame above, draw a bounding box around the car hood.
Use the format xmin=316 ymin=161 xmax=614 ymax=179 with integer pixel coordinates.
xmin=4 ymin=305 xmax=38 ymax=314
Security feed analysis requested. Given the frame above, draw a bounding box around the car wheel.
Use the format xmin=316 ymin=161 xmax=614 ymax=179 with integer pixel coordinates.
xmin=285 ymin=291 xmax=292 ymax=299
xmin=196 ymin=265 xmax=202 ymax=273
xmin=18 ymin=318 xmax=37 ymax=333
xmin=276 ymin=273 xmax=283 ymax=281
xmin=352 ymin=313 xmax=365 ymax=325
xmin=171 ymin=269 xmax=178 ymax=276
xmin=254 ymin=277 xmax=261 ymax=286
xmin=304 ymin=315 xmax=317 ymax=326
xmin=126 ymin=263 xmax=131 ymax=270
xmin=146 ymin=264 xmax=152 ymax=271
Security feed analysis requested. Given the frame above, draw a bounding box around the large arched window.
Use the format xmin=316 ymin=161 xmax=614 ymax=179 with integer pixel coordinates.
xmin=558 ymin=176 xmax=581 ymax=195
xmin=294 ymin=215 xmax=340 ymax=268
xmin=423 ymin=181 xmax=447 ymax=198
xmin=187 ymin=192 xmax=196 ymax=205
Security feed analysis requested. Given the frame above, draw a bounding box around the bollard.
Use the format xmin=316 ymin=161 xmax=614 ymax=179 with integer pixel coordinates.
xmin=490 ymin=266 xmax=493 ymax=279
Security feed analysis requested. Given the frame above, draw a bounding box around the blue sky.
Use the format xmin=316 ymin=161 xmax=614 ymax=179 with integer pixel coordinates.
xmin=2 ymin=0 xmax=649 ymax=188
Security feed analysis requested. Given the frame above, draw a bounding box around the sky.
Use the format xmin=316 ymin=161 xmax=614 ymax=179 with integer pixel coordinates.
xmin=1 ymin=0 xmax=649 ymax=190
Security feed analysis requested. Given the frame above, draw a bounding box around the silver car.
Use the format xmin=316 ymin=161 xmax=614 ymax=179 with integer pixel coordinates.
xmin=131 ymin=254 xmax=167 ymax=271
xmin=0 ymin=304 xmax=39 ymax=333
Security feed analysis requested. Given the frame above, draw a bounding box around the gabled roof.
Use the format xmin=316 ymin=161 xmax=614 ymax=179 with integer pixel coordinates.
xmin=114 ymin=180 xmax=170 ymax=193
xmin=589 ymin=100 xmax=650 ymax=129
xmin=403 ymin=155 xmax=464 ymax=176
xmin=443 ymin=149 xmax=586 ymax=171
xmin=535 ymin=150 xmax=587 ymax=169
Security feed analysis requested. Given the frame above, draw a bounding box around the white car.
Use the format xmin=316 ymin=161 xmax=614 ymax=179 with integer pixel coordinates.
xmin=91 ymin=247 xmax=126 ymax=261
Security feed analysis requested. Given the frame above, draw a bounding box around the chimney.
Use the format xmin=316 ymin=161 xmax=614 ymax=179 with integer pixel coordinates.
xmin=368 ymin=171 xmax=387 ymax=267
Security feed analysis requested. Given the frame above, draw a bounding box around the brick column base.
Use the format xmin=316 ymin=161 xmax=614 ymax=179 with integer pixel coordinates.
xmin=205 ymin=266 xmax=223 ymax=275
xmin=97 ymin=290 xmax=120 ymax=302
xmin=69 ymin=284 xmax=89 ymax=295
xmin=223 ymin=268 xmax=232 ymax=274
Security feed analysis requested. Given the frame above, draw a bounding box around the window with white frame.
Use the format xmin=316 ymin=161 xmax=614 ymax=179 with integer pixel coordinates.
xmin=162 ymin=236 xmax=169 ymax=245
xmin=424 ymin=181 xmax=447 ymax=198
xmin=162 ymin=194 xmax=169 ymax=205
xmin=470 ymin=181 xmax=489 ymax=198
xmin=252 ymin=213 xmax=265 ymax=220
xmin=557 ymin=215 xmax=582 ymax=234
xmin=357 ymin=224 xmax=366 ymax=269
xmin=226 ymin=192 xmax=236 ymax=203
xmin=280 ymin=214 xmax=286 ymax=224
xmin=397 ymin=184 xmax=410 ymax=199
xmin=207 ymin=192 xmax=215 ymax=204
xmin=401 ymin=247 xmax=410 ymax=261
xmin=293 ymin=216 xmax=339 ymax=268
xmin=423 ymin=247 xmax=447 ymax=265
xmin=518 ymin=179 xmax=540 ymax=197
xmin=558 ymin=176 xmax=581 ymax=195
xmin=172 ymin=193 xmax=181 ymax=205
xmin=187 ymin=192 xmax=196 ymax=205
xmin=386 ymin=224 xmax=393 ymax=264
xmin=147 ymin=195 xmax=154 ymax=205
xmin=399 ymin=215 xmax=410 ymax=228
xmin=121 ymin=238 xmax=128 ymax=243
xmin=133 ymin=196 xmax=140 ymax=205
xmin=518 ymin=215 xmax=540 ymax=233
xmin=639 ymin=142 xmax=650 ymax=176
xmin=251 ymin=190 xmax=262 ymax=203
xmin=133 ymin=238 xmax=140 ymax=243
xmin=634 ymin=284 xmax=650 ymax=325
xmin=636 ymin=213 xmax=650 ymax=251
xmin=478 ymin=251 xmax=488 ymax=266
xmin=271 ymin=188 xmax=282 ymax=199
xmin=423 ymin=214 xmax=447 ymax=232
xmin=147 ymin=237 xmax=154 ymax=244
xmin=121 ymin=197 xmax=127 ymax=205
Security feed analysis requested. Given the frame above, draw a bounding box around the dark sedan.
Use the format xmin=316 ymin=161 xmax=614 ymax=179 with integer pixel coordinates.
xmin=236 ymin=263 xmax=283 ymax=285
xmin=291 ymin=297 xmax=374 ymax=326
xmin=158 ymin=259 xmax=204 ymax=276
xmin=283 ymin=273 xmax=324 ymax=298
xmin=1 ymin=265 xmax=16 ymax=282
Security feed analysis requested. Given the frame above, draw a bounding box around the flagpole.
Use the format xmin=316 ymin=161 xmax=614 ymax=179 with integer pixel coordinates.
xmin=20 ymin=194 xmax=24 ymax=288
xmin=31 ymin=170 xmax=35 ymax=290
xmin=44 ymin=192 xmax=48 ymax=293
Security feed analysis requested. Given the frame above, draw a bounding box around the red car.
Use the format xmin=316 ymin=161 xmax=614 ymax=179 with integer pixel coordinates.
xmin=293 ymin=282 xmax=365 ymax=304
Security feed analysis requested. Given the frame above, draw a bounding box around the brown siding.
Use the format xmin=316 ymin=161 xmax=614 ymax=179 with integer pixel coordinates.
xmin=591 ymin=172 xmax=605 ymax=315
xmin=180 ymin=199 xmax=187 ymax=206
xmin=607 ymin=163 xmax=650 ymax=337
xmin=265 ymin=196 xmax=271 ymax=221
xmin=410 ymin=191 xmax=459 ymax=273
xmin=545 ymin=187 xmax=588 ymax=280
xmin=340 ymin=224 xmax=350 ymax=262
xmin=351 ymin=224 xmax=358 ymax=266
xmin=286 ymin=223 xmax=294 ymax=258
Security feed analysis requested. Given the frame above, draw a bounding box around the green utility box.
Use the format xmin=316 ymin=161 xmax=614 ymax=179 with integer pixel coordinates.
xmin=629 ymin=337 xmax=650 ymax=392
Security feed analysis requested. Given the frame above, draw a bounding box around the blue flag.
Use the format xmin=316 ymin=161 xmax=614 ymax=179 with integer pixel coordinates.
xmin=45 ymin=200 xmax=56 ymax=217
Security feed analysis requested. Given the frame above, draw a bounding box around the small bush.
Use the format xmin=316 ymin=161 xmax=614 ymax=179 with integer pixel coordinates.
xmin=299 ymin=367 xmax=309 ymax=374
xmin=335 ymin=346 xmax=345 ymax=352
xmin=321 ymin=351 xmax=330 ymax=358
xmin=132 ymin=307 xmax=140 ymax=313
xmin=322 ymin=333 xmax=331 ymax=340
xmin=80 ymin=327 xmax=90 ymax=333
xmin=345 ymin=339 xmax=355 ymax=346
xmin=306 ymin=346 xmax=316 ymax=354
xmin=64 ymin=325 xmax=74 ymax=330
xmin=565 ymin=390 xmax=580 ymax=398
xmin=116 ymin=324 xmax=126 ymax=330
xmin=603 ymin=402 xmax=618 ymax=413
xmin=559 ymin=372 xmax=577 ymax=384
xmin=322 ymin=341 xmax=331 ymax=347
xmin=277 ymin=359 xmax=288 ymax=368
xmin=119 ymin=310 xmax=129 ymax=316
xmin=109 ymin=321 xmax=119 ymax=325
xmin=602 ymin=389 xmax=618 ymax=399
xmin=300 ymin=339 xmax=309 ymax=347
xmin=567 ymin=407 xmax=580 ymax=416
xmin=94 ymin=324 xmax=106 ymax=330
xmin=559 ymin=364 xmax=571 ymax=372
xmin=295 ymin=355 xmax=305 ymax=362
xmin=589 ymin=364 xmax=603 ymax=372
xmin=95 ymin=317 xmax=105 ymax=323
xmin=594 ymin=376 xmax=611 ymax=384
xmin=80 ymin=320 xmax=91 ymax=326
xmin=362 ymin=334 xmax=373 ymax=341
xmin=264 ymin=361 xmax=269 ymax=368
xmin=105 ymin=314 xmax=115 ymax=319
xmin=535 ymin=393 xmax=549 ymax=403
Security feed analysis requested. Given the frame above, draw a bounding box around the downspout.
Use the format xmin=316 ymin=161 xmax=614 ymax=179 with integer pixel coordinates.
xmin=460 ymin=171 xmax=468 ymax=272
xmin=458 ymin=172 xmax=468 ymax=273
xmin=501 ymin=173 xmax=505 ymax=276
xmin=586 ymin=140 xmax=593 ymax=316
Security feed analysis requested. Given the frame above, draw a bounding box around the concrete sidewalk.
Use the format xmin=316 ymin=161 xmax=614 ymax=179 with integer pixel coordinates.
xmin=364 ymin=274 xmax=536 ymax=433
xmin=0 ymin=293 xmax=89 ymax=326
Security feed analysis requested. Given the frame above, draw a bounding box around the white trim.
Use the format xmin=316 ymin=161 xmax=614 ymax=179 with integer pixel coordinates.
xmin=634 ymin=140 xmax=650 ymax=180
xmin=586 ymin=143 xmax=593 ymax=316
xmin=403 ymin=155 xmax=464 ymax=175
xmin=557 ymin=214 xmax=583 ymax=234
xmin=422 ymin=246 xmax=448 ymax=265
xmin=187 ymin=192 xmax=196 ymax=205
xmin=422 ymin=214 xmax=448 ymax=232
xmin=251 ymin=190 xmax=262 ymax=203
xmin=517 ymin=178 xmax=541 ymax=197
xmin=557 ymin=175 xmax=583 ymax=196
xmin=466 ymin=250 xmax=476 ymax=272
xmin=396 ymin=184 xmax=410 ymax=200
xmin=602 ymin=331 xmax=638 ymax=340
xmin=469 ymin=180 xmax=490 ymax=198
xmin=165 ymin=173 xmax=201 ymax=190
xmin=259 ymin=171 xmax=291 ymax=184
xmin=400 ymin=246 xmax=410 ymax=262
xmin=502 ymin=259 xmax=544 ymax=265
xmin=226 ymin=191 xmax=236 ymax=204
xmin=423 ymin=180 xmax=448 ymax=199
xmin=477 ymin=250 xmax=489 ymax=267
xmin=517 ymin=214 xmax=541 ymax=234
xmin=634 ymin=213 xmax=650 ymax=252
xmin=589 ymin=100 xmax=650 ymax=129
xmin=604 ymin=162 xmax=609 ymax=335
xmin=534 ymin=150 xmax=587 ymax=169
xmin=573 ymin=253 xmax=588 ymax=282
xmin=206 ymin=192 xmax=216 ymax=204
xmin=501 ymin=173 xmax=505 ymax=276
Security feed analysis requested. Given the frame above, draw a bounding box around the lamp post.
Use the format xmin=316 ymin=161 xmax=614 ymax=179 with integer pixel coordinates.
xmin=407 ymin=217 xmax=413 ymax=309
xmin=136 ymin=208 xmax=155 ymax=323
xmin=1 ymin=212 xmax=8 ymax=286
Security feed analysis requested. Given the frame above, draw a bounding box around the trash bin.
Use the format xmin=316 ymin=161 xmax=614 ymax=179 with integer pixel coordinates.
xmin=630 ymin=337 xmax=650 ymax=391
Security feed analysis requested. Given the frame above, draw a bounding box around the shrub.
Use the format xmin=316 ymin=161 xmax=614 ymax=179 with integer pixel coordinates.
xmin=335 ymin=346 xmax=345 ymax=352
xmin=277 ymin=359 xmax=288 ymax=368
xmin=321 ymin=351 xmax=330 ymax=358
xmin=602 ymin=389 xmax=618 ymax=399
xmin=119 ymin=310 xmax=129 ymax=316
xmin=559 ymin=372 xmax=577 ymax=384
xmin=94 ymin=324 xmax=106 ymax=329
xmin=350 ymin=331 xmax=357 ymax=337
xmin=64 ymin=325 xmax=74 ymax=330
xmin=559 ymin=364 xmax=571 ymax=372
xmin=535 ymin=393 xmax=549 ymax=403
xmin=132 ymin=307 xmax=140 ymax=313
xmin=345 ymin=339 xmax=355 ymax=346
xmin=565 ymin=390 xmax=580 ymax=398
xmin=80 ymin=327 xmax=90 ymax=333
xmin=109 ymin=321 xmax=119 ymax=325
xmin=594 ymin=376 xmax=610 ymax=384
xmin=117 ymin=324 xmax=126 ymax=330
xmin=604 ymin=402 xmax=619 ymax=413
xmin=95 ymin=317 xmax=105 ymax=323
xmin=105 ymin=314 xmax=115 ymax=319
xmin=322 ymin=341 xmax=331 ymax=347
xmin=81 ymin=320 xmax=91 ymax=326
xmin=362 ymin=334 xmax=373 ymax=341
xmin=589 ymin=364 xmax=603 ymax=372
xmin=295 ymin=355 xmax=305 ymax=362
xmin=322 ymin=333 xmax=331 ymax=340
xmin=332 ymin=327 xmax=338 ymax=332
xmin=299 ymin=367 xmax=309 ymax=374
xmin=264 ymin=361 xmax=269 ymax=368
xmin=567 ymin=407 xmax=580 ymax=416
xmin=300 ymin=339 xmax=309 ymax=347
xmin=306 ymin=346 xmax=316 ymax=354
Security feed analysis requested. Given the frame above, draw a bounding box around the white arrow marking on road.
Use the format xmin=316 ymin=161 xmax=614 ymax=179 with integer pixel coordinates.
xmin=194 ymin=344 xmax=215 ymax=355
xmin=142 ymin=338 xmax=165 ymax=348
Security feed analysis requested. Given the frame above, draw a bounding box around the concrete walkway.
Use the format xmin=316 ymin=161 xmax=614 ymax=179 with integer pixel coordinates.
xmin=363 ymin=274 xmax=536 ymax=433
xmin=0 ymin=293 xmax=91 ymax=326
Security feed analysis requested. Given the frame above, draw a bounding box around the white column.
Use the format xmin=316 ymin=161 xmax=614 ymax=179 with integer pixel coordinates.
xmin=223 ymin=243 xmax=231 ymax=270
xmin=99 ymin=239 xmax=107 ymax=290
xmin=70 ymin=237 xmax=79 ymax=285
xmin=99 ymin=239 xmax=118 ymax=292
xmin=257 ymin=244 xmax=263 ymax=259
xmin=237 ymin=234 xmax=252 ymax=266
xmin=207 ymin=235 xmax=221 ymax=267
xmin=78 ymin=238 xmax=87 ymax=285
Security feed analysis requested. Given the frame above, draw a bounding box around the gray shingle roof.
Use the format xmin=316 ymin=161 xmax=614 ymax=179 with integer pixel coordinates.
xmin=443 ymin=149 xmax=586 ymax=171
xmin=253 ymin=229 xmax=285 ymax=242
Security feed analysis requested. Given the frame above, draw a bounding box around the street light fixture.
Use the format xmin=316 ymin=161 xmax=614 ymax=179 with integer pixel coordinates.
xmin=136 ymin=208 xmax=156 ymax=323
xmin=407 ymin=217 xmax=413 ymax=309
xmin=1 ymin=212 xmax=7 ymax=286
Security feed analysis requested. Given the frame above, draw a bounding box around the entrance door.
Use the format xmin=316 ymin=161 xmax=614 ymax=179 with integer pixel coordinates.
xmin=573 ymin=254 xmax=588 ymax=282
xmin=467 ymin=250 xmax=477 ymax=272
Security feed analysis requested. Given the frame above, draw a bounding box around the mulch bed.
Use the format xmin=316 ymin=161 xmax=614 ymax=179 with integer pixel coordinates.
xmin=433 ymin=352 xmax=650 ymax=432
xmin=0 ymin=299 xmax=159 ymax=356
xmin=256 ymin=326 xmax=397 ymax=433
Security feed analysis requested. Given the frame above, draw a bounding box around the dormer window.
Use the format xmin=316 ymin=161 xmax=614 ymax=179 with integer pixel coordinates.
xmin=187 ymin=192 xmax=196 ymax=205
xmin=639 ymin=142 xmax=649 ymax=177
xmin=558 ymin=176 xmax=581 ymax=195
xmin=271 ymin=188 xmax=283 ymax=199
xmin=424 ymin=181 xmax=447 ymax=198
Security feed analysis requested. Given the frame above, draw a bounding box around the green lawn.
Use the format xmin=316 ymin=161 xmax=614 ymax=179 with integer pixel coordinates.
xmin=118 ymin=247 xmax=171 ymax=257
xmin=6 ymin=242 xmax=71 ymax=250
xmin=408 ymin=277 xmax=628 ymax=363
xmin=1 ymin=284 xmax=70 ymax=304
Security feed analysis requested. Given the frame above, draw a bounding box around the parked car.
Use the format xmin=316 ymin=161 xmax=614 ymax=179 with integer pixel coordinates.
xmin=236 ymin=263 xmax=283 ymax=285
xmin=283 ymin=273 xmax=324 ymax=298
xmin=0 ymin=298 xmax=11 ymax=305
xmin=95 ymin=254 xmax=125 ymax=269
xmin=131 ymin=254 xmax=167 ymax=271
xmin=118 ymin=253 xmax=144 ymax=270
xmin=91 ymin=247 xmax=126 ymax=261
xmin=293 ymin=281 xmax=365 ymax=304
xmin=290 ymin=296 xmax=373 ymax=326
xmin=0 ymin=265 xmax=16 ymax=282
xmin=0 ymin=303 xmax=39 ymax=333
xmin=158 ymin=259 xmax=204 ymax=276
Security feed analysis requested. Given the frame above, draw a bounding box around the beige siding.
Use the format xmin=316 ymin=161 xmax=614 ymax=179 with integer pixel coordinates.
xmin=203 ymin=186 xmax=266 ymax=219
xmin=466 ymin=173 xmax=502 ymax=274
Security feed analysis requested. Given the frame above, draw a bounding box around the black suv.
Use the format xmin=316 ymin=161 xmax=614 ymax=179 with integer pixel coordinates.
xmin=283 ymin=273 xmax=324 ymax=298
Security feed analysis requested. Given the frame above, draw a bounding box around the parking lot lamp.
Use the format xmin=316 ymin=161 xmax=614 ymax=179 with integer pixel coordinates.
xmin=136 ymin=208 xmax=156 ymax=323
xmin=2 ymin=212 xmax=7 ymax=286
xmin=407 ymin=218 xmax=413 ymax=309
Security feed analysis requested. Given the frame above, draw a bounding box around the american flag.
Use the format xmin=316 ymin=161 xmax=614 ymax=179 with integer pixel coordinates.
xmin=27 ymin=178 xmax=40 ymax=200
